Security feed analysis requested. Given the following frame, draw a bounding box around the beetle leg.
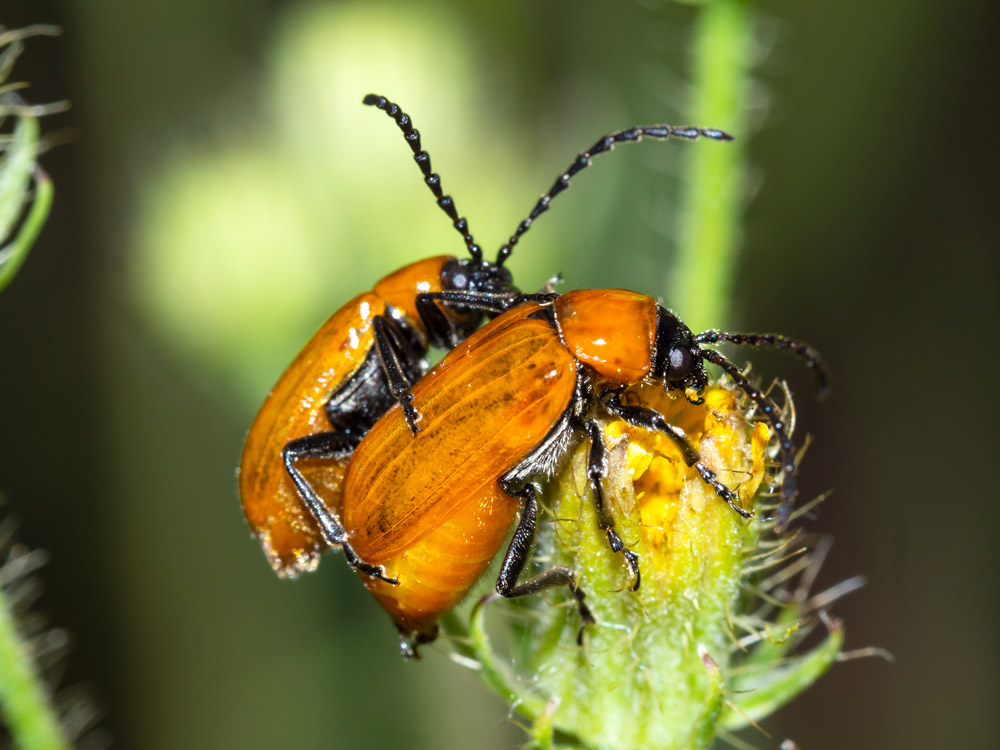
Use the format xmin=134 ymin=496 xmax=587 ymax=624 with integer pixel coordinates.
xmin=584 ymin=420 xmax=641 ymax=591
xmin=417 ymin=290 xmax=555 ymax=319
xmin=416 ymin=289 xmax=552 ymax=348
xmin=340 ymin=544 xmax=399 ymax=585
xmin=696 ymin=349 xmax=799 ymax=529
xmin=495 ymin=485 xmax=595 ymax=645
xmin=378 ymin=313 xmax=424 ymax=380
xmin=372 ymin=316 xmax=422 ymax=434
xmin=282 ymin=432 xmax=399 ymax=585
xmin=600 ymin=390 xmax=753 ymax=519
xmin=415 ymin=292 xmax=464 ymax=349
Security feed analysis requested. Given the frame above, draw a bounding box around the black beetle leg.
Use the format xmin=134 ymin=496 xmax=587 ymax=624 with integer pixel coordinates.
xmin=417 ymin=290 xmax=554 ymax=318
xmin=696 ymin=349 xmax=799 ymax=529
xmin=415 ymin=293 xmax=464 ymax=349
xmin=415 ymin=289 xmax=549 ymax=349
xmin=600 ymin=390 xmax=752 ymax=519
xmin=583 ymin=420 xmax=641 ymax=591
xmin=415 ymin=290 xmax=521 ymax=349
xmin=494 ymin=484 xmax=594 ymax=645
xmin=282 ymin=432 xmax=399 ymax=585
xmin=372 ymin=316 xmax=422 ymax=434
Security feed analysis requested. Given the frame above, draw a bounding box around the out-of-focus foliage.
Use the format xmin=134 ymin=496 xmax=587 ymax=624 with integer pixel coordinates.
xmin=0 ymin=27 xmax=58 ymax=294
xmin=0 ymin=23 xmax=74 ymax=750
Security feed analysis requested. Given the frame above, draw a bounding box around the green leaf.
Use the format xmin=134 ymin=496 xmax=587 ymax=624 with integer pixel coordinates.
xmin=720 ymin=617 xmax=844 ymax=730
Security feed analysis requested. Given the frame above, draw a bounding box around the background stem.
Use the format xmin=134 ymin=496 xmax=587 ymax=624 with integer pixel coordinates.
xmin=670 ymin=0 xmax=752 ymax=330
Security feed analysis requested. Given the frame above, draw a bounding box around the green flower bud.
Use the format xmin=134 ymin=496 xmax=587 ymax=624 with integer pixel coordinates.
xmin=452 ymin=381 xmax=844 ymax=749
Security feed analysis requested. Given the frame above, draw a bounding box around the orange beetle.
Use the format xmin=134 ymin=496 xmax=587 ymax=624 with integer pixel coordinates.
xmin=240 ymin=95 xmax=519 ymax=577
xmin=241 ymin=97 xmax=738 ymax=581
xmin=296 ymin=289 xmax=828 ymax=655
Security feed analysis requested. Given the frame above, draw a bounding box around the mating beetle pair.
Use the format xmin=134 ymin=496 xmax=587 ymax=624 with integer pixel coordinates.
xmin=239 ymin=95 xmax=826 ymax=656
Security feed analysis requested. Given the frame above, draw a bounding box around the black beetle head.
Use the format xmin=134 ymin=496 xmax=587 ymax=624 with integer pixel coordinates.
xmin=653 ymin=307 xmax=708 ymax=396
xmin=442 ymin=257 xmax=518 ymax=297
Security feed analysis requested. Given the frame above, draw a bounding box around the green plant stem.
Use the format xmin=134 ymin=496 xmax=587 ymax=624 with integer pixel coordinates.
xmin=0 ymin=589 xmax=68 ymax=750
xmin=670 ymin=0 xmax=752 ymax=330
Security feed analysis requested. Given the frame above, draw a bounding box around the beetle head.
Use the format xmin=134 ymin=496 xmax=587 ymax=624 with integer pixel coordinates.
xmin=442 ymin=257 xmax=518 ymax=297
xmin=439 ymin=258 xmax=520 ymax=338
xmin=652 ymin=308 xmax=708 ymax=397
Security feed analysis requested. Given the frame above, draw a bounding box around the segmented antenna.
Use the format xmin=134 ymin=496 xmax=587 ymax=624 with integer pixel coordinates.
xmin=694 ymin=330 xmax=830 ymax=398
xmin=363 ymin=94 xmax=482 ymax=263
xmin=496 ymin=123 xmax=733 ymax=266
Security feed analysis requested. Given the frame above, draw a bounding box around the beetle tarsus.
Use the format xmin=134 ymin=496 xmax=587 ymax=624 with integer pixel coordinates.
xmin=605 ymin=529 xmax=641 ymax=591
xmin=343 ymin=543 xmax=399 ymax=585
xmin=773 ymin=498 xmax=795 ymax=534
xmin=623 ymin=548 xmax=641 ymax=592
xmin=400 ymin=395 xmax=422 ymax=435
xmin=695 ymin=463 xmax=753 ymax=519
xmin=574 ymin=586 xmax=595 ymax=646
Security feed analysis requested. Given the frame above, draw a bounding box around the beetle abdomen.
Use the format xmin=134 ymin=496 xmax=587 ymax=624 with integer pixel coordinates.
xmin=360 ymin=483 xmax=519 ymax=632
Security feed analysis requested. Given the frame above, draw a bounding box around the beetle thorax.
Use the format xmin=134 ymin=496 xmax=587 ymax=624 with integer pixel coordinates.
xmin=552 ymin=289 xmax=658 ymax=387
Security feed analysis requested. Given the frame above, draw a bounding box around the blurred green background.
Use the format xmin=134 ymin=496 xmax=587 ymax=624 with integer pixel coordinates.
xmin=1 ymin=0 xmax=996 ymax=748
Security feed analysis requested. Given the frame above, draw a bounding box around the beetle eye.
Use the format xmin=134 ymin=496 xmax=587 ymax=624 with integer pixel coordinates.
xmin=667 ymin=347 xmax=692 ymax=379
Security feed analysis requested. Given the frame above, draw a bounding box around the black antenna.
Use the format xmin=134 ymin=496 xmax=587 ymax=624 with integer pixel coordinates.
xmin=363 ymin=94 xmax=482 ymax=263
xmin=694 ymin=330 xmax=829 ymax=398
xmin=496 ymin=123 xmax=733 ymax=267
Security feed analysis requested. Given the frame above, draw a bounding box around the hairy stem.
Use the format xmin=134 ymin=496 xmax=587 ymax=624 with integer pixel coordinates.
xmin=670 ymin=0 xmax=753 ymax=330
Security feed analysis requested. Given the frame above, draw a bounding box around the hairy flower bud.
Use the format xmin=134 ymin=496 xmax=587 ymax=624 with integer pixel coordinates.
xmin=455 ymin=381 xmax=846 ymax=749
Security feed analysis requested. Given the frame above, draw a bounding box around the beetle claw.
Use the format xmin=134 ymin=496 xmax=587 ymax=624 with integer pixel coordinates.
xmin=624 ymin=549 xmax=641 ymax=592
xmin=345 ymin=545 xmax=400 ymax=585
xmin=373 ymin=568 xmax=400 ymax=586
xmin=402 ymin=401 xmax=423 ymax=435
xmin=575 ymin=594 xmax=596 ymax=647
